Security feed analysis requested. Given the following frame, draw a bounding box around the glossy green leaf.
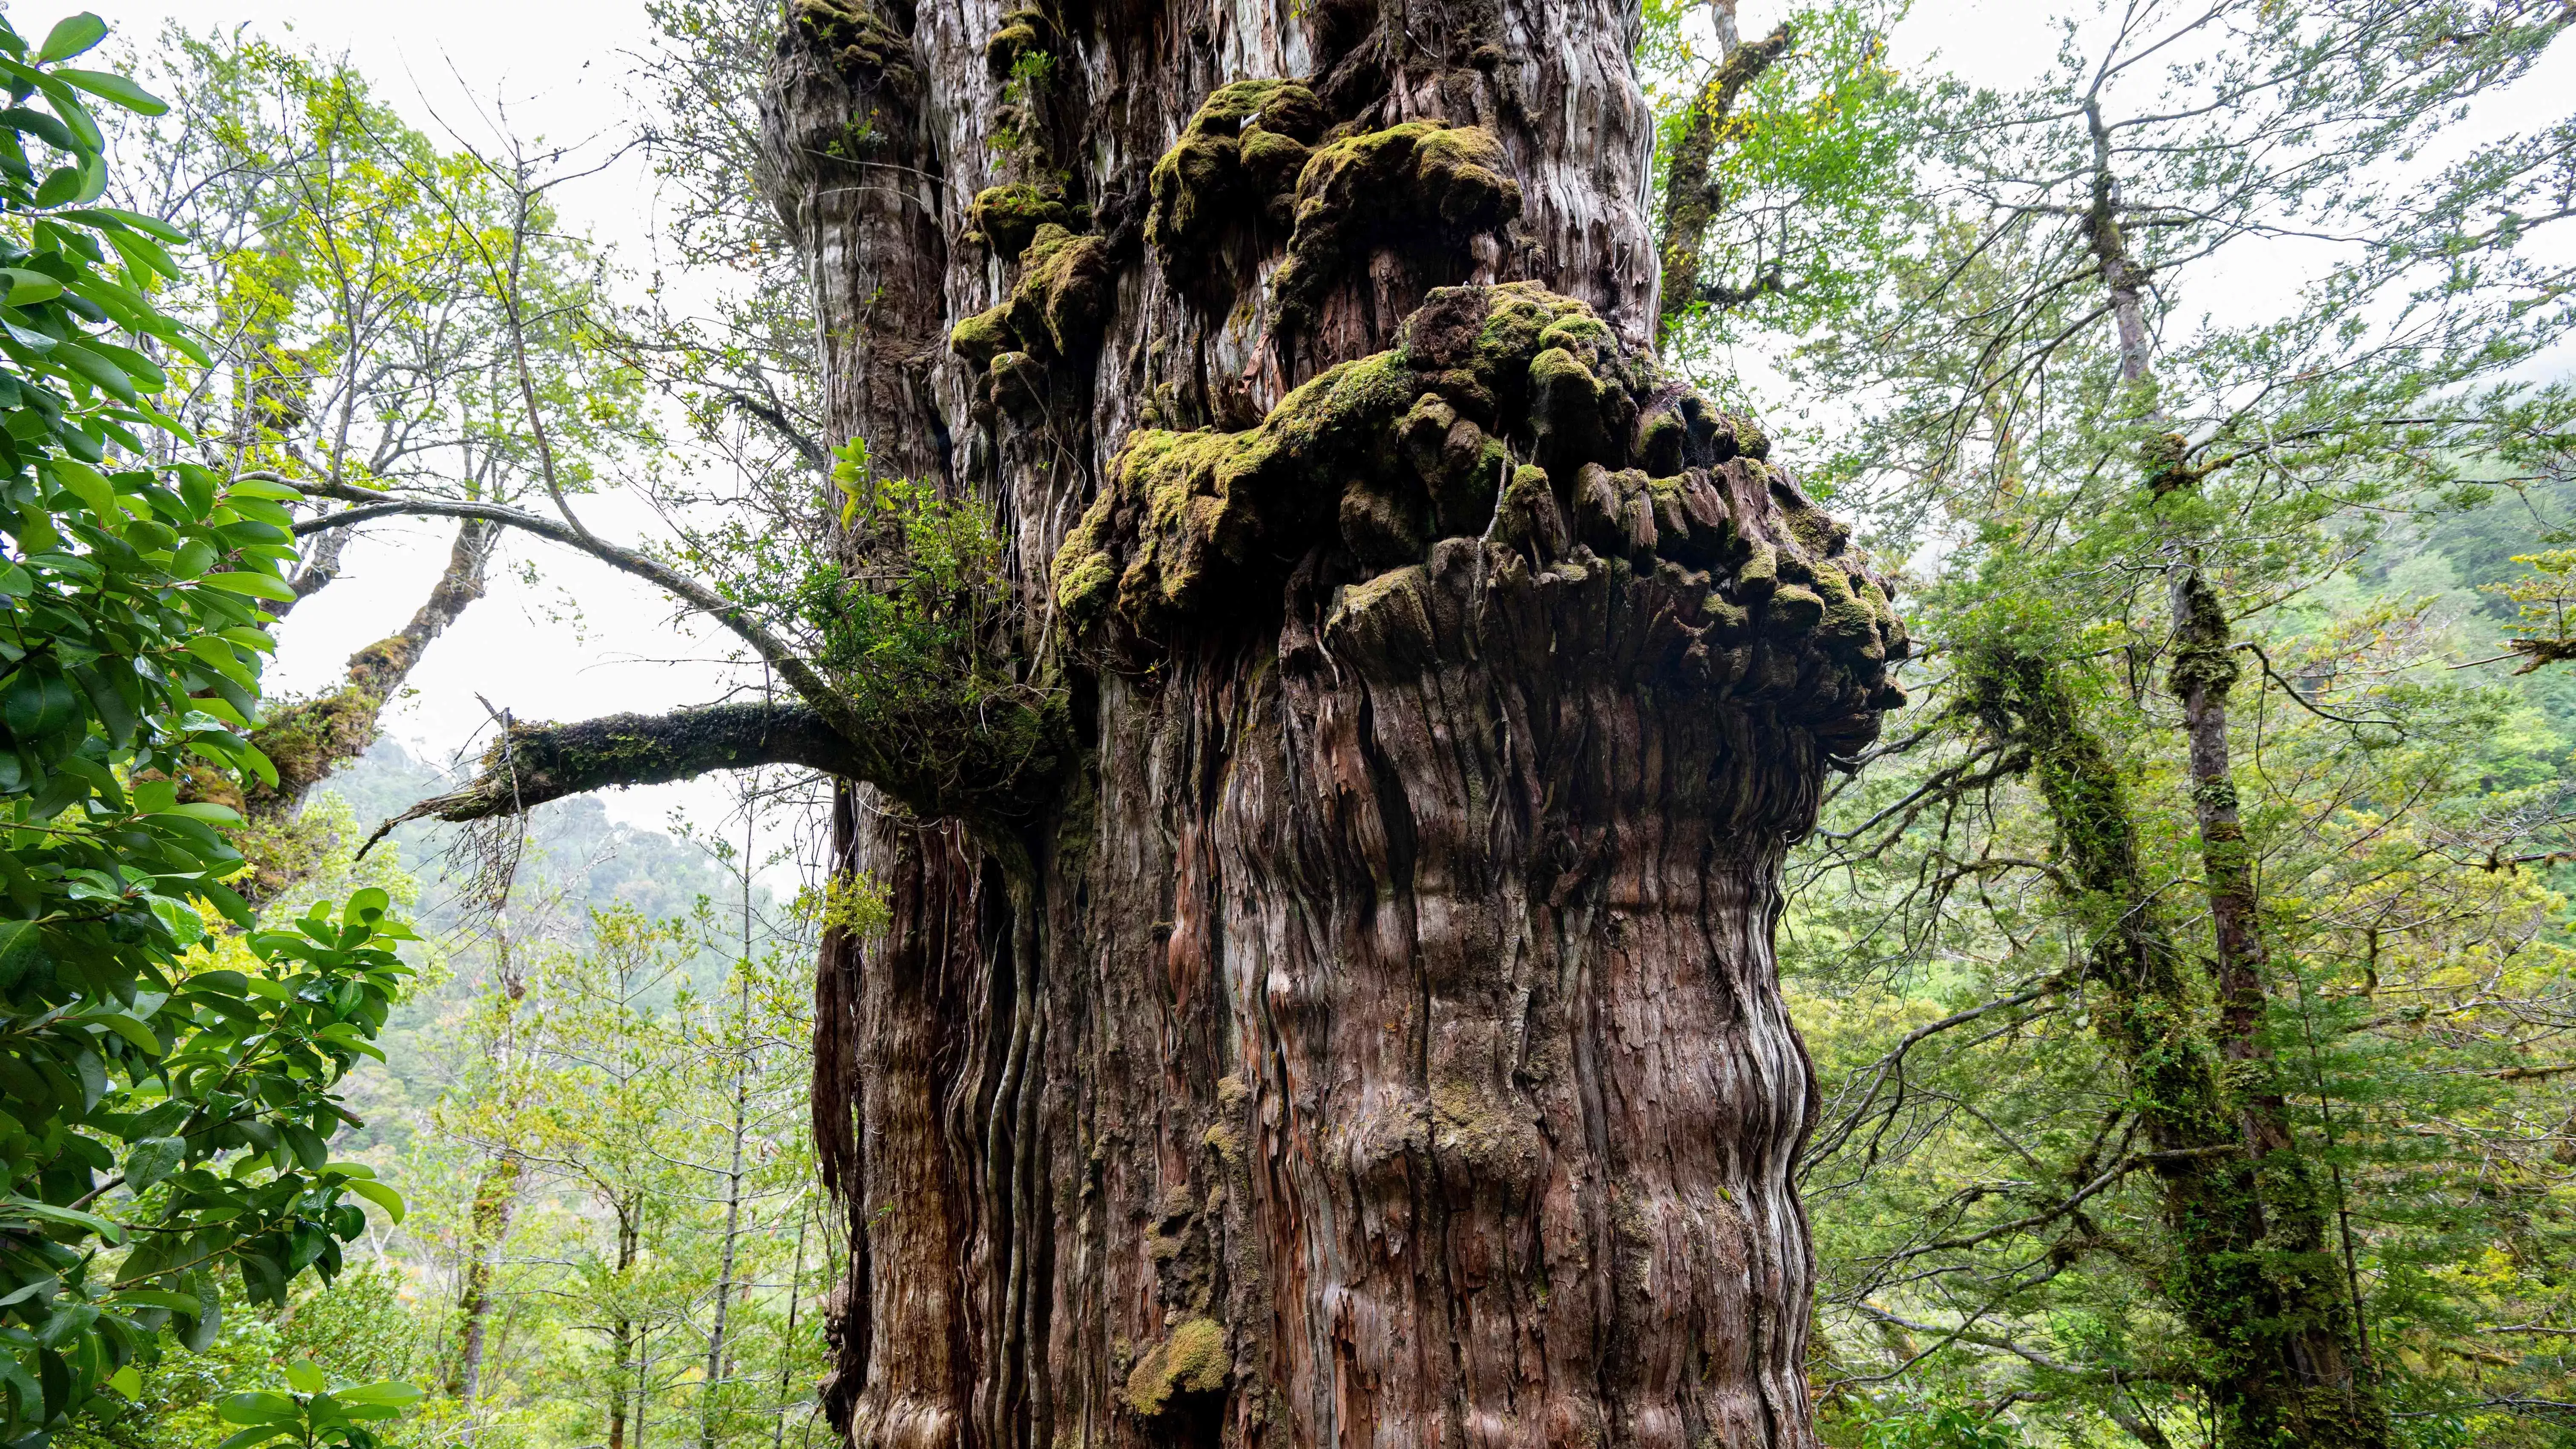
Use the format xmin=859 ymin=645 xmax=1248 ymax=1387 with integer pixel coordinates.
xmin=49 ymin=68 xmax=163 ymax=117
xmin=33 ymin=14 xmax=106 ymax=64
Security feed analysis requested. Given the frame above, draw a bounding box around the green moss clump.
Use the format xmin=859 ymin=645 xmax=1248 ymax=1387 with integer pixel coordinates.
xmin=1055 ymin=281 xmax=1909 ymax=727
xmin=949 ymin=306 xmax=1014 ymax=368
xmin=949 ymin=223 xmax=1112 ymax=418
xmin=1007 ymin=225 xmax=1112 ymax=356
xmin=1735 ymin=541 xmax=1779 ymax=599
xmin=1493 ymin=462 xmax=1569 ymax=556
xmin=1269 ymin=123 xmax=1523 ymax=332
xmin=969 ymin=183 xmax=1073 ymax=259
xmin=1145 ymin=80 xmax=1328 ymax=258
xmin=1766 ymin=583 xmax=1825 ymax=633
xmin=983 ymin=6 xmax=1054 ymax=79
xmin=1811 ymin=564 xmax=1883 ymax=657
xmin=792 ymin=0 xmax=914 ymax=84
xmin=1122 ymin=1317 xmax=1229 ymax=1418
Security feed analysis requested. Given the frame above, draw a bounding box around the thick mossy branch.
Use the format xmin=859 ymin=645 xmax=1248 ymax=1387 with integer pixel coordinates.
xmin=248 ymin=517 xmax=497 ymax=823
xmin=1054 ymin=282 xmax=1908 ymax=736
xmin=1961 ymin=644 xmax=2386 ymax=1442
xmin=302 ymin=485 xmax=1067 ymax=832
xmin=1655 ymin=25 xmax=1793 ymax=348
xmin=387 ymin=703 xmax=867 ymax=828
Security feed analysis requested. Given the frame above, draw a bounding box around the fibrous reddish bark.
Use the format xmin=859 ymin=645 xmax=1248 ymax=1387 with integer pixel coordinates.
xmin=746 ymin=3 xmax=1908 ymax=1445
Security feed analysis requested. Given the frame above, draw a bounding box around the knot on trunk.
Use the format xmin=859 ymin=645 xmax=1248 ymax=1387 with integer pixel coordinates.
xmin=1146 ymin=80 xmax=1330 ymax=259
xmin=1054 ymin=283 xmax=1907 ymax=750
xmin=1145 ymin=82 xmax=1518 ymax=330
xmin=788 ymin=0 xmax=917 ymax=91
xmin=948 ymin=222 xmax=1112 ymax=420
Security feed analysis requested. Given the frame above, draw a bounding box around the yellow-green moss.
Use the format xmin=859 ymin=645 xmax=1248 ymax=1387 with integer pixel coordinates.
xmin=1736 ymin=541 xmax=1779 ymax=598
xmin=969 ymin=183 xmax=1073 ymax=259
xmin=1057 ymin=281 xmax=1909 ymax=719
xmin=1146 ymin=80 xmax=1327 ymax=257
xmin=1270 ymin=122 xmax=1521 ymax=331
xmin=951 ymin=222 xmax=1112 ymax=415
xmin=1007 ymin=224 xmax=1112 ymax=356
xmin=1767 ymin=583 xmax=1824 ymax=632
xmin=1811 ymin=565 xmax=1881 ymax=656
xmin=983 ymin=6 xmax=1053 ymax=78
xmin=949 ymin=306 xmax=1014 ymax=368
xmin=1122 ymin=1317 xmax=1228 ymax=1417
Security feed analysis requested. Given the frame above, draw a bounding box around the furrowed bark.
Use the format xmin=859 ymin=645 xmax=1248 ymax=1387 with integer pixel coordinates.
xmin=352 ymin=4 xmax=1906 ymax=1441
xmin=752 ymin=3 xmax=1909 ymax=1445
xmin=1966 ymin=646 xmax=2386 ymax=1449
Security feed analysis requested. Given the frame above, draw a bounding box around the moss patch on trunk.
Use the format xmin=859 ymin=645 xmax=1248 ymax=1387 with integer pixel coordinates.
xmin=1053 ymin=283 xmax=1909 ymax=736
xmin=948 ymin=222 xmax=1111 ymax=417
xmin=1121 ymin=1316 xmax=1228 ymax=1418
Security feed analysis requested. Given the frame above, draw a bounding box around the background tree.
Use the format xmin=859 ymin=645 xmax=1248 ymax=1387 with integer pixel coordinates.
xmin=1730 ymin=0 xmax=2576 ymax=1441
xmin=104 ymin=30 xmax=646 ymax=851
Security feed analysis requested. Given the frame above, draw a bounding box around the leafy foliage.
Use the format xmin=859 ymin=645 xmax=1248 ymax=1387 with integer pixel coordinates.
xmin=0 ymin=14 xmax=414 ymax=1444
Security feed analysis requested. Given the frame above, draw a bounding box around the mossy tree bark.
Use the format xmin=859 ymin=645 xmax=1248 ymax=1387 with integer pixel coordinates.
xmin=1964 ymin=646 xmax=2386 ymax=1449
xmin=755 ymin=5 xmax=1904 ymax=1445
xmin=410 ymin=3 xmax=1902 ymax=1445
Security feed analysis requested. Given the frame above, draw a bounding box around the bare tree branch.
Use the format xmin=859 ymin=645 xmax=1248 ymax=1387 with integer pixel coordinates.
xmin=288 ymin=479 xmax=860 ymax=745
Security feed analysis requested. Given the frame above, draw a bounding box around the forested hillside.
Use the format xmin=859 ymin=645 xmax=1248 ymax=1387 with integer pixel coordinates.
xmin=9 ymin=1 xmax=2576 ymax=1447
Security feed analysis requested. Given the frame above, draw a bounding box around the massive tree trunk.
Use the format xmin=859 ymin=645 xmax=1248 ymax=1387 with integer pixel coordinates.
xmin=744 ymin=3 xmax=1907 ymax=1445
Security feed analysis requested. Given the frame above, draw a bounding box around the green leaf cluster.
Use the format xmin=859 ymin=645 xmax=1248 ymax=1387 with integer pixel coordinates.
xmin=0 ymin=14 xmax=418 ymax=1445
xmin=212 ymin=1357 xmax=420 ymax=1449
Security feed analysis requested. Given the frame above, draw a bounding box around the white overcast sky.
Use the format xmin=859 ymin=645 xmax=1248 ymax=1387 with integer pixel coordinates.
xmin=38 ymin=0 xmax=2576 ymax=836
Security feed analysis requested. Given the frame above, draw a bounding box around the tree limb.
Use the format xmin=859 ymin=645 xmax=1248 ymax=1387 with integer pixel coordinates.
xmin=289 ymin=481 xmax=861 ymax=745
xmin=1655 ymin=22 xmax=1793 ymax=348
xmin=719 ymin=388 xmax=828 ymax=470
xmin=369 ymin=702 xmax=863 ymax=845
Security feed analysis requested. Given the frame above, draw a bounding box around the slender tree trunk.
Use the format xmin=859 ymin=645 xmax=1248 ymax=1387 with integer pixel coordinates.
xmin=2166 ymin=570 xmax=2383 ymax=1440
xmin=2063 ymin=102 xmax=2386 ymax=1444
xmin=612 ymin=1204 xmax=645 ymax=1449
xmin=704 ymin=982 xmax=756 ymax=1449
xmin=762 ymin=3 xmax=1906 ymax=1444
xmin=778 ymin=1204 xmax=810 ymax=1449
xmin=449 ymin=1147 xmax=525 ymax=1405
xmin=1966 ymin=647 xmax=2386 ymax=1449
